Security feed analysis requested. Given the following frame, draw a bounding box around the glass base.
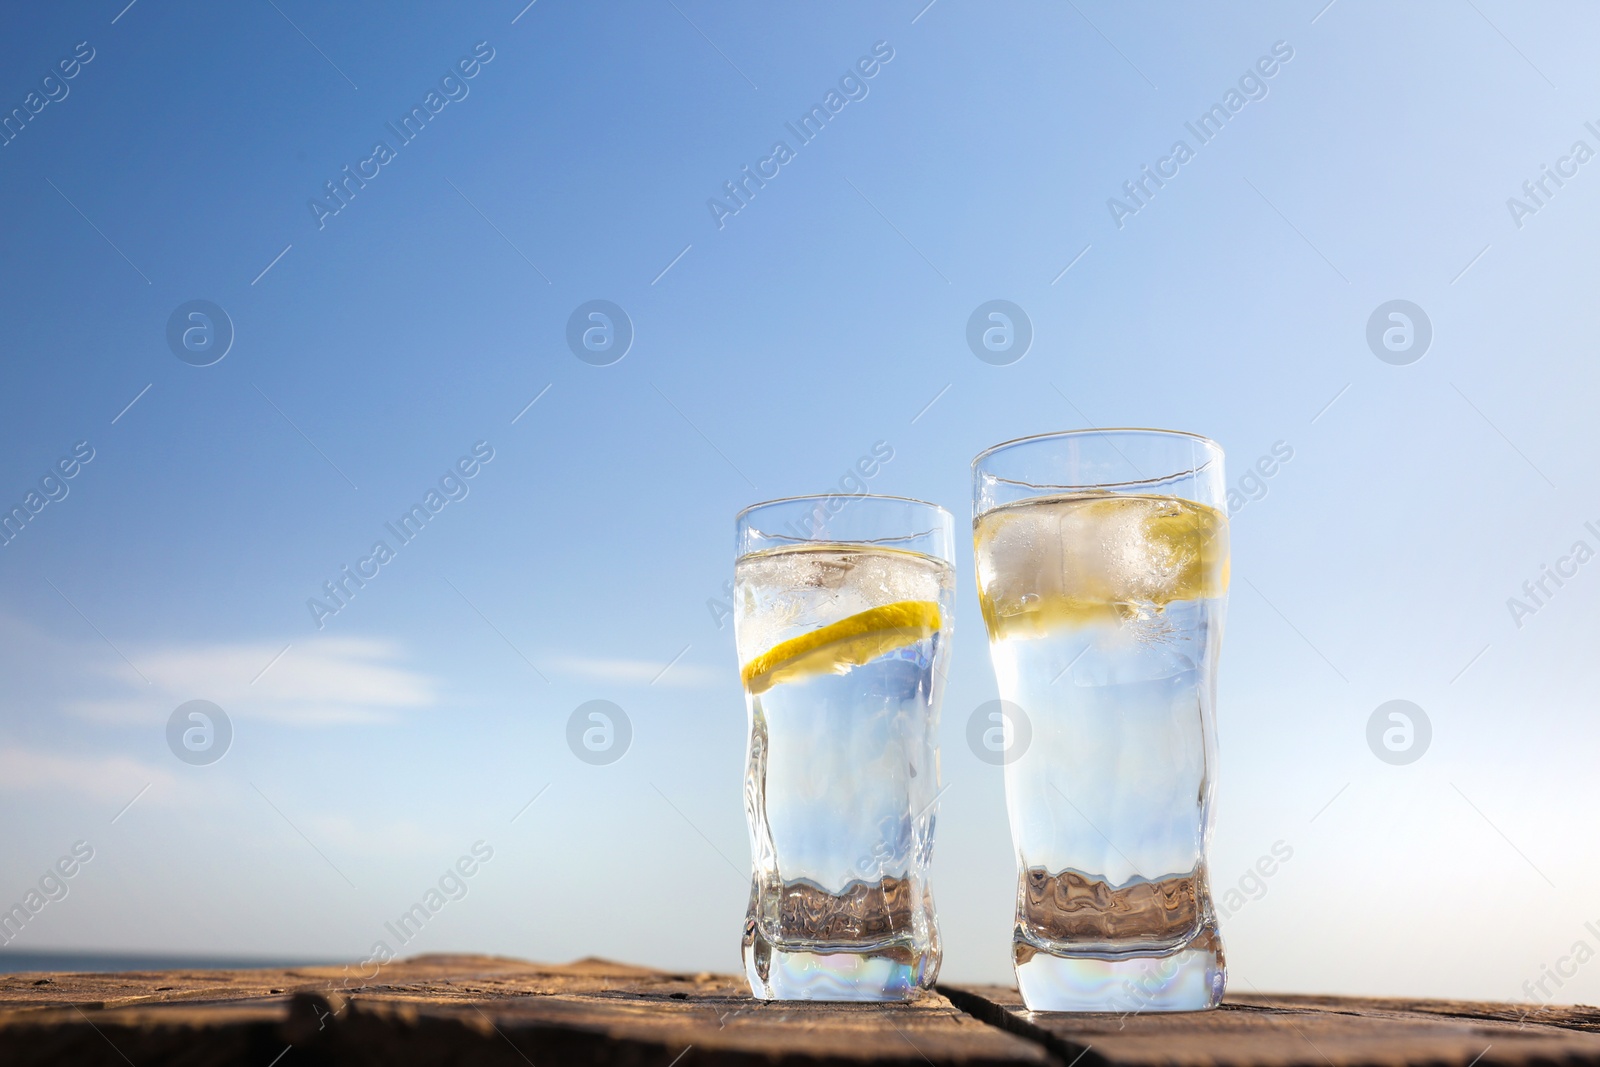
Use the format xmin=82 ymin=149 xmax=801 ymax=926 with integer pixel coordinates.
xmin=1013 ymin=922 xmax=1225 ymax=1013
xmin=743 ymin=925 xmax=936 ymax=1001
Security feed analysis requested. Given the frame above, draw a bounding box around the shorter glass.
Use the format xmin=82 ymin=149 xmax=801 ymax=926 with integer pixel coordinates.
xmin=735 ymin=494 xmax=955 ymax=1000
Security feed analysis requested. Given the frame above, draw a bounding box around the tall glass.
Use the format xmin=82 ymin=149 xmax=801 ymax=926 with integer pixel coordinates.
xmin=735 ymin=494 xmax=955 ymax=1001
xmin=972 ymin=430 xmax=1229 ymax=1012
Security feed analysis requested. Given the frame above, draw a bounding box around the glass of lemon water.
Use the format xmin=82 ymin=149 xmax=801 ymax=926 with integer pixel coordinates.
xmin=972 ymin=430 xmax=1229 ymax=1012
xmin=735 ymin=494 xmax=954 ymax=1000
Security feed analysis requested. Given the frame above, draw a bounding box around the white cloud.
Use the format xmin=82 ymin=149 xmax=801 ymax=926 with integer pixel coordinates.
xmin=64 ymin=636 xmax=438 ymax=727
xmin=551 ymin=654 xmax=723 ymax=687
xmin=0 ymin=746 xmax=174 ymax=802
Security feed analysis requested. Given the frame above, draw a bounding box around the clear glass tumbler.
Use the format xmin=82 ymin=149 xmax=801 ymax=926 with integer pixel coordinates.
xmin=735 ymin=494 xmax=955 ymax=1000
xmin=972 ymin=430 xmax=1229 ymax=1012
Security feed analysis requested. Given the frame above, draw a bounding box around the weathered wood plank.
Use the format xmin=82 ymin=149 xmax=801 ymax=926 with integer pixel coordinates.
xmin=7 ymin=955 xmax=1600 ymax=1066
xmin=941 ymin=983 xmax=1600 ymax=1067
xmin=0 ymin=955 xmax=1052 ymax=1065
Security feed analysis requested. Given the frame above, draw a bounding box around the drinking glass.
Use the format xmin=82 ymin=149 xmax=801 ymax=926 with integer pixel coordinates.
xmin=971 ymin=430 xmax=1229 ymax=1012
xmin=735 ymin=494 xmax=955 ymax=1000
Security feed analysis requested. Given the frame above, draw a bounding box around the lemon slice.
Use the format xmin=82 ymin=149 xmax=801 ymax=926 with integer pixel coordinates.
xmin=741 ymin=600 xmax=943 ymax=696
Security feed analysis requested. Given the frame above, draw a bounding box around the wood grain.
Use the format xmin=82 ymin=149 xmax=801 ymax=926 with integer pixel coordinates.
xmin=2 ymin=955 xmax=1597 ymax=1065
xmin=0 ymin=954 xmax=1048 ymax=1065
xmin=943 ymin=983 xmax=1600 ymax=1067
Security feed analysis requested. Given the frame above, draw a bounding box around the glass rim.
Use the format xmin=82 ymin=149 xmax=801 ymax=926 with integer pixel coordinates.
xmin=734 ymin=492 xmax=951 ymax=525
xmin=971 ymin=427 xmax=1222 ymax=492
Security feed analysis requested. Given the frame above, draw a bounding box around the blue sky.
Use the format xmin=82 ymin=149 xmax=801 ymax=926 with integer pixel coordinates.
xmin=2 ymin=0 xmax=1598 ymax=1003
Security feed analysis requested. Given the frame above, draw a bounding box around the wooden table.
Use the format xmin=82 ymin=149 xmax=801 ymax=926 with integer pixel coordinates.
xmin=2 ymin=954 xmax=1596 ymax=1065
